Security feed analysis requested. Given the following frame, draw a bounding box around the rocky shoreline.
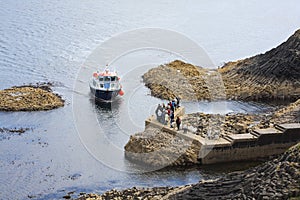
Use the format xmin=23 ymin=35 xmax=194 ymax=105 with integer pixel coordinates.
xmin=76 ymin=186 xmax=183 ymax=200
xmin=77 ymin=143 xmax=300 ymax=200
xmin=0 ymin=82 xmax=64 ymax=111
xmin=170 ymin=142 xmax=300 ymax=200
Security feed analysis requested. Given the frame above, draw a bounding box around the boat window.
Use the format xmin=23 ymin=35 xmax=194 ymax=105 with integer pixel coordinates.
xmin=100 ymin=84 xmax=104 ymax=88
xmin=104 ymin=76 xmax=110 ymax=81
xmin=111 ymin=76 xmax=116 ymax=81
xmin=99 ymin=77 xmax=104 ymax=81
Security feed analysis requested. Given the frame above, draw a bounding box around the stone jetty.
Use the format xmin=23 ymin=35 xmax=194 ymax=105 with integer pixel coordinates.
xmin=125 ymin=101 xmax=300 ymax=166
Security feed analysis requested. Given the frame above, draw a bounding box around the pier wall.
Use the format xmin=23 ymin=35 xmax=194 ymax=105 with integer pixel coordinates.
xmin=201 ymin=142 xmax=297 ymax=164
xmin=143 ymin=106 xmax=300 ymax=165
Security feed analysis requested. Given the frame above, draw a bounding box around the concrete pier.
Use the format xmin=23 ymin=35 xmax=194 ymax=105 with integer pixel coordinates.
xmin=144 ymin=106 xmax=300 ymax=164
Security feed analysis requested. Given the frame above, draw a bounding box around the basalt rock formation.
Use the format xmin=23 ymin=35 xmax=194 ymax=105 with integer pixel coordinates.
xmin=0 ymin=83 xmax=64 ymax=111
xmin=169 ymin=142 xmax=300 ymax=200
xmin=142 ymin=60 xmax=211 ymax=101
xmin=220 ymin=29 xmax=300 ymax=101
xmin=143 ymin=29 xmax=300 ymax=101
xmin=124 ymin=126 xmax=201 ymax=168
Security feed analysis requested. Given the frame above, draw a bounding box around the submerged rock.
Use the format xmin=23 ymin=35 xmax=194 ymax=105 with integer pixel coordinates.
xmin=0 ymin=83 xmax=64 ymax=111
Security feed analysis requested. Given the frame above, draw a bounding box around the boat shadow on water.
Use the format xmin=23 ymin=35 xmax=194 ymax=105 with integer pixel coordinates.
xmin=89 ymin=96 xmax=123 ymax=112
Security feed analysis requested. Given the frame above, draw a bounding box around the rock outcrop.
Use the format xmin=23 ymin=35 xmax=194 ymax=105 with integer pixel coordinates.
xmin=0 ymin=83 xmax=64 ymax=111
xmin=220 ymin=29 xmax=300 ymax=101
xmin=143 ymin=29 xmax=300 ymax=101
xmin=170 ymin=142 xmax=300 ymax=200
xmin=124 ymin=126 xmax=200 ymax=167
xmin=142 ymin=60 xmax=211 ymax=101
xmin=76 ymin=187 xmax=180 ymax=200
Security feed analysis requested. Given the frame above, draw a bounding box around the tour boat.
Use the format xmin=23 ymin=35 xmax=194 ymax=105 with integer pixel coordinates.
xmin=89 ymin=68 xmax=124 ymax=101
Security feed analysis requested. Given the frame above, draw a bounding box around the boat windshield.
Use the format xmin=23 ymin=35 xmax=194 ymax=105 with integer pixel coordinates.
xmin=98 ymin=76 xmax=118 ymax=82
xmin=104 ymin=76 xmax=110 ymax=81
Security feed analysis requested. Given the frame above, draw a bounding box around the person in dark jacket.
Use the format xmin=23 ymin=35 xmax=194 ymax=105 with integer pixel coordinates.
xmin=176 ymin=96 xmax=180 ymax=108
xmin=176 ymin=116 xmax=181 ymax=130
xmin=171 ymin=99 xmax=176 ymax=112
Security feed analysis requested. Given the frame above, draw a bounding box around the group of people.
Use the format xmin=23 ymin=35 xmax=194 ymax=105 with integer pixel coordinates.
xmin=155 ymin=97 xmax=181 ymax=130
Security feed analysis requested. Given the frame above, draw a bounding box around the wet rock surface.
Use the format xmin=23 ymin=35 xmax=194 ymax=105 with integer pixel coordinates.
xmin=143 ymin=29 xmax=300 ymax=101
xmin=0 ymin=82 xmax=64 ymax=111
xmin=77 ymin=187 xmax=179 ymax=200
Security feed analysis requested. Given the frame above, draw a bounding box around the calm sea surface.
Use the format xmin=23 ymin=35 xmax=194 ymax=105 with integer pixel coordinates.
xmin=0 ymin=1 xmax=299 ymax=199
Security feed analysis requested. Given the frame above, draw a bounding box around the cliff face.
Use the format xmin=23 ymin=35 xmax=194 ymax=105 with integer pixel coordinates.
xmin=220 ymin=29 xmax=300 ymax=100
xmin=221 ymin=29 xmax=300 ymax=84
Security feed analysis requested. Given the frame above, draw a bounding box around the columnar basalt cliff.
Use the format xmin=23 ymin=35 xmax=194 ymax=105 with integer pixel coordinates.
xmin=220 ymin=29 xmax=300 ymax=101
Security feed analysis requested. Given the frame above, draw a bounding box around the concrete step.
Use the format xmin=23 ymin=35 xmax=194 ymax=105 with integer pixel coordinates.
xmin=223 ymin=135 xmax=234 ymax=143
xmin=275 ymin=123 xmax=300 ymax=131
xmin=252 ymin=127 xmax=283 ymax=136
xmin=250 ymin=130 xmax=261 ymax=137
xmin=274 ymin=124 xmax=286 ymax=132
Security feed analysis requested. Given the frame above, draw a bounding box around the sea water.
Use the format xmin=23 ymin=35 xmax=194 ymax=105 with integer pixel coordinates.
xmin=0 ymin=0 xmax=299 ymax=199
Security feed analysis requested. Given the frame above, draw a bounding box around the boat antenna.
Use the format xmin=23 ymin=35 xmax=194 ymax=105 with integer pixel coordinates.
xmin=104 ymin=64 xmax=109 ymax=72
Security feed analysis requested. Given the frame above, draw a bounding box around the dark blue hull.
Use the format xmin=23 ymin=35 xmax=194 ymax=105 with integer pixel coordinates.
xmin=90 ymin=87 xmax=120 ymax=101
